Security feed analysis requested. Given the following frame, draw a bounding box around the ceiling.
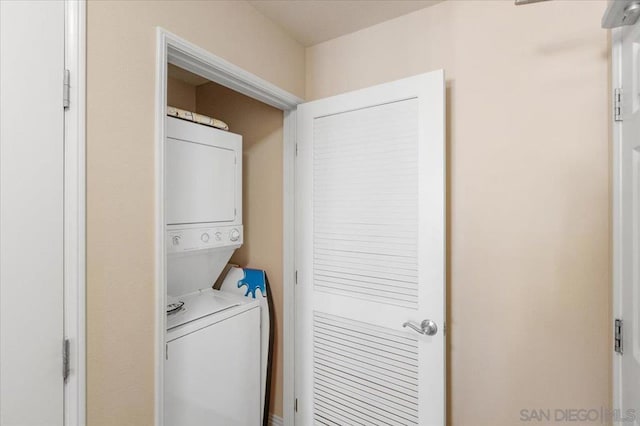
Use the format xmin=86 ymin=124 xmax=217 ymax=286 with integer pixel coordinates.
xmin=247 ymin=0 xmax=444 ymax=46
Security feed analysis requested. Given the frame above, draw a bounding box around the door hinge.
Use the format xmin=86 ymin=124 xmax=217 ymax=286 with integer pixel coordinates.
xmin=63 ymin=69 xmax=70 ymax=109
xmin=615 ymin=318 xmax=623 ymax=355
xmin=614 ymin=88 xmax=623 ymax=122
xmin=295 ymin=270 xmax=298 ymax=285
xmin=62 ymin=338 xmax=70 ymax=381
xmin=295 ymin=398 xmax=298 ymax=413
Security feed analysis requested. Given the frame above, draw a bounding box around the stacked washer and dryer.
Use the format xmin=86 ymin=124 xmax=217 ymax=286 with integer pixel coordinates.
xmin=164 ymin=116 xmax=261 ymax=426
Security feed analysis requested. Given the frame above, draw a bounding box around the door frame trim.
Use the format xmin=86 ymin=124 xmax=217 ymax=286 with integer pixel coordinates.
xmin=154 ymin=28 xmax=302 ymax=426
xmin=611 ymin=26 xmax=623 ymax=415
xmin=63 ymin=1 xmax=86 ymax=425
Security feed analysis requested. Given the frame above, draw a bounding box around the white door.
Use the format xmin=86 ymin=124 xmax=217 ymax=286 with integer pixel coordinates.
xmin=295 ymin=71 xmax=445 ymax=425
xmin=615 ymin=19 xmax=640 ymax=424
xmin=0 ymin=1 xmax=65 ymax=425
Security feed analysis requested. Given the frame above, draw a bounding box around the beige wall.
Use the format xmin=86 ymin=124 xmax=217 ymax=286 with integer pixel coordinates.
xmin=306 ymin=1 xmax=610 ymax=424
xmin=167 ymin=77 xmax=196 ymax=112
xmin=196 ymin=82 xmax=285 ymax=418
xmin=87 ymin=1 xmax=303 ymax=424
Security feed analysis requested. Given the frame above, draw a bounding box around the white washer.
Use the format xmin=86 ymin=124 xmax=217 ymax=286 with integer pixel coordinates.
xmin=164 ymin=289 xmax=260 ymax=426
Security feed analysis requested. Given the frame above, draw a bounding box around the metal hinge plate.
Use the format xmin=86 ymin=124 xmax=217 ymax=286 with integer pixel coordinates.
xmin=62 ymin=339 xmax=70 ymax=381
xmin=63 ymin=69 xmax=70 ymax=109
xmin=615 ymin=318 xmax=623 ymax=354
xmin=614 ymin=88 xmax=623 ymax=122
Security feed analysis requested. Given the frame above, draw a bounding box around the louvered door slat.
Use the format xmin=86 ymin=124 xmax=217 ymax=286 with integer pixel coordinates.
xmin=315 ymin=392 xmax=392 ymax=426
xmin=314 ymin=247 xmax=417 ymax=264
xmin=312 ymin=99 xmax=419 ymax=305
xmin=313 ymin=313 xmax=419 ymax=425
xmin=313 ymin=346 xmax=418 ymax=387
xmin=313 ymin=262 xmax=418 ymax=281
xmin=314 ymin=380 xmax=415 ymax=426
xmin=314 ymin=356 xmax=418 ymax=407
xmin=312 ymin=335 xmax=419 ymax=374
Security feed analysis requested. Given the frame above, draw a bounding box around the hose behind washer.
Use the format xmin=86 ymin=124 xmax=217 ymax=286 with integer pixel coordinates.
xmin=263 ymin=274 xmax=275 ymax=426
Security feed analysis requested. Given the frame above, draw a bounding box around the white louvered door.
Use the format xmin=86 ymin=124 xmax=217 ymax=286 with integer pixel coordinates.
xmin=296 ymin=70 xmax=445 ymax=426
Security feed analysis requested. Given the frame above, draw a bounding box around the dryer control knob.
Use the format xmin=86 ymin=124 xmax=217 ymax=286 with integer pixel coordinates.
xmin=229 ymin=229 xmax=240 ymax=242
xmin=201 ymin=233 xmax=210 ymax=243
xmin=172 ymin=236 xmax=181 ymax=246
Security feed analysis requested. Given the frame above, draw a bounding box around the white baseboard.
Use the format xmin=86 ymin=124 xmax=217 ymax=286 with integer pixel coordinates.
xmin=269 ymin=413 xmax=284 ymax=426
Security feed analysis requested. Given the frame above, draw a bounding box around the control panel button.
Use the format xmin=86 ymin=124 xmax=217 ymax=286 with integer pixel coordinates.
xmin=229 ymin=228 xmax=240 ymax=242
xmin=201 ymin=233 xmax=210 ymax=243
xmin=172 ymin=236 xmax=181 ymax=246
xmin=215 ymin=232 xmax=222 ymax=241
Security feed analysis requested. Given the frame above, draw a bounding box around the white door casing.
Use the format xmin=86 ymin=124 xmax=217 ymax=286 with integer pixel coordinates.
xmin=0 ymin=1 xmax=65 ymax=425
xmin=295 ymin=71 xmax=445 ymax=425
xmin=614 ymin=22 xmax=640 ymax=424
xmin=64 ymin=0 xmax=87 ymax=423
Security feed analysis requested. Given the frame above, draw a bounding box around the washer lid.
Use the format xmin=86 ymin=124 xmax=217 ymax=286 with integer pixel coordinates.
xmin=166 ymin=288 xmax=244 ymax=330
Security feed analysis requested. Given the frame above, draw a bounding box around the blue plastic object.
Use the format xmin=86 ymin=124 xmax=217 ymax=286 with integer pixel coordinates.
xmin=237 ymin=268 xmax=267 ymax=299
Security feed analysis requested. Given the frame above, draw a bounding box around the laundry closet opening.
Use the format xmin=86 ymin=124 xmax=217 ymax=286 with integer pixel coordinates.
xmin=164 ymin=62 xmax=285 ymax=424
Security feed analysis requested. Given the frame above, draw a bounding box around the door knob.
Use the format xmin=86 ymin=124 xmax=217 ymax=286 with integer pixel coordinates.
xmin=623 ymin=2 xmax=640 ymax=25
xmin=403 ymin=319 xmax=438 ymax=336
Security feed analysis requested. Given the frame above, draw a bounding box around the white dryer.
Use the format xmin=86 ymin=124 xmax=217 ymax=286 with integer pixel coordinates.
xmin=165 ymin=116 xmax=244 ymax=298
xmin=165 ymin=289 xmax=260 ymax=426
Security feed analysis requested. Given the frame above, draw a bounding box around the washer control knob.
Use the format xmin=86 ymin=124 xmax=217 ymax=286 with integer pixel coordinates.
xmin=172 ymin=236 xmax=181 ymax=246
xmin=229 ymin=228 xmax=241 ymax=242
xmin=201 ymin=233 xmax=210 ymax=243
xmin=215 ymin=232 xmax=222 ymax=241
